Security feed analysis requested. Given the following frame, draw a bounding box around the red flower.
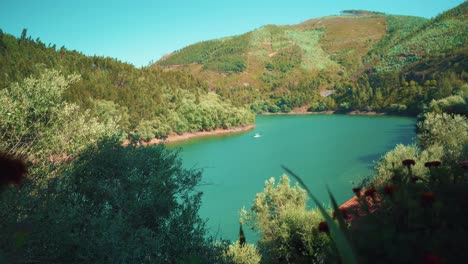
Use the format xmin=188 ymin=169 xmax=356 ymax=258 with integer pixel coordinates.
xmin=421 ymin=253 xmax=443 ymax=264
xmin=364 ymin=188 xmax=376 ymax=197
xmin=318 ymin=221 xmax=329 ymax=234
xmin=352 ymin=187 xmax=361 ymax=197
xmin=421 ymin=192 xmax=435 ymax=207
xmin=0 ymin=153 xmax=27 ymax=186
xmin=384 ymin=184 xmax=397 ymax=196
xmin=402 ymin=159 xmax=416 ymax=166
xmin=424 ymin=161 xmax=441 ymax=168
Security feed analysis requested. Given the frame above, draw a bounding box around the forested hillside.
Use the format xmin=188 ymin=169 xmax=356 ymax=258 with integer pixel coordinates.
xmin=158 ymin=3 xmax=467 ymax=115
xmin=0 ymin=29 xmax=254 ymax=141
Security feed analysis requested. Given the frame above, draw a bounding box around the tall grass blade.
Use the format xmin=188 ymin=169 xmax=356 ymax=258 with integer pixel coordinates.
xmin=327 ymin=187 xmax=348 ymax=233
xmin=282 ymin=165 xmax=357 ymax=264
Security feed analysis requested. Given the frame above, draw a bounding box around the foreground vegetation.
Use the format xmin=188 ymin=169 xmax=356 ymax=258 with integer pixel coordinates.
xmin=231 ymin=92 xmax=467 ymax=263
xmin=1 ymin=2 xmax=467 ymax=263
xmin=0 ymin=71 xmax=227 ymax=263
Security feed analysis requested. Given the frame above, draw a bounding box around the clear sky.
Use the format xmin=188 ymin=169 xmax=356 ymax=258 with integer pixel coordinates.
xmin=0 ymin=0 xmax=465 ymax=67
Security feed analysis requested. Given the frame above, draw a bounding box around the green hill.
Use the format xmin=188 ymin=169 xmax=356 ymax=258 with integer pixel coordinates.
xmin=0 ymin=29 xmax=254 ymax=140
xmin=374 ymin=2 xmax=468 ymax=72
xmin=157 ymin=3 xmax=467 ymax=115
xmin=1 ymin=2 xmax=466 ymax=139
xmin=157 ymin=14 xmax=390 ymax=88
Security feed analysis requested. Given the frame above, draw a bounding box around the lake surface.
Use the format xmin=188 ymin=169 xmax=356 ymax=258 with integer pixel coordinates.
xmin=168 ymin=114 xmax=416 ymax=241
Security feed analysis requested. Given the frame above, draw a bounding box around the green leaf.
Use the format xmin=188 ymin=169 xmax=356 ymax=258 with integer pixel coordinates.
xmin=282 ymin=165 xmax=357 ymax=264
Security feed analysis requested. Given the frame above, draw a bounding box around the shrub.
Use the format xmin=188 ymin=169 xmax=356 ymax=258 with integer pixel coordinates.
xmin=223 ymin=242 xmax=262 ymax=264
xmin=429 ymin=95 xmax=467 ymax=115
xmin=241 ymin=175 xmax=329 ymax=263
xmin=0 ymin=138 xmax=214 ymax=263
xmin=0 ymin=69 xmax=118 ymax=162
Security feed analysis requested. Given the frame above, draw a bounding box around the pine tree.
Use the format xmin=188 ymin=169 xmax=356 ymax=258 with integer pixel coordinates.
xmin=239 ymin=222 xmax=246 ymax=246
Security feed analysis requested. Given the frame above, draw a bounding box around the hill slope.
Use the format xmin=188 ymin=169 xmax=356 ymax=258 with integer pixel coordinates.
xmin=0 ymin=29 xmax=254 ymax=140
xmin=157 ymin=3 xmax=467 ymax=115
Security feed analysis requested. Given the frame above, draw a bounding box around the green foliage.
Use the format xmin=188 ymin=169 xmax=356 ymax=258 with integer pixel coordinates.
xmin=373 ymin=112 xmax=467 ymax=188
xmin=345 ymin=165 xmax=468 ymax=263
xmin=325 ymin=104 xmax=468 ymax=263
xmin=375 ymin=4 xmax=467 ymax=72
xmin=345 ymin=111 xmax=468 ymax=262
xmin=428 ymin=95 xmax=467 ymax=115
xmin=0 ymin=30 xmax=254 ymax=140
xmin=339 ymin=102 xmax=351 ymax=112
xmin=223 ymin=242 xmax=262 ymax=264
xmin=418 ymin=113 xmax=468 ymax=172
xmin=373 ymin=144 xmax=444 ymax=187
xmin=0 ymin=70 xmax=223 ymax=263
xmin=266 ymin=45 xmax=302 ymax=72
xmin=241 ymin=175 xmax=330 ymax=263
xmin=135 ymin=118 xmax=171 ymax=140
xmin=386 ymin=103 xmax=407 ymax=113
xmin=282 ymin=168 xmax=358 ymax=264
xmin=160 ymin=34 xmax=250 ymax=73
xmin=250 ymin=99 xmax=272 ymax=114
xmin=90 ymin=98 xmax=130 ymax=130
xmin=0 ymin=70 xmax=118 ymax=162
xmin=286 ymin=30 xmax=336 ymax=70
xmin=308 ymin=101 xmax=327 ymax=112
xmin=0 ymin=138 xmax=217 ymax=263
xmin=3 ymin=2 xmax=466 ymax=119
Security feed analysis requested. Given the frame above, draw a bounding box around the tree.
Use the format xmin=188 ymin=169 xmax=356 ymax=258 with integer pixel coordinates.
xmin=241 ymin=175 xmax=329 ymax=263
xmin=0 ymin=138 xmax=215 ymax=263
xmin=19 ymin=28 xmax=27 ymax=44
xmin=0 ymin=69 xmax=117 ymax=162
xmin=438 ymin=77 xmax=453 ymax=98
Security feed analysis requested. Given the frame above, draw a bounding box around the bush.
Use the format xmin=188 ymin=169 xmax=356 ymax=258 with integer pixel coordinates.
xmin=0 ymin=138 xmax=215 ymax=263
xmin=387 ymin=104 xmax=407 ymax=113
xmin=0 ymin=69 xmax=118 ymax=162
xmin=429 ymin=95 xmax=467 ymax=115
xmin=136 ymin=118 xmax=171 ymax=140
xmin=241 ymin=175 xmax=329 ymax=263
xmin=223 ymin=242 xmax=262 ymax=264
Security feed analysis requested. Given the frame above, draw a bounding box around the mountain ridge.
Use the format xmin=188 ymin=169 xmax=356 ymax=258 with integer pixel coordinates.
xmin=155 ymin=3 xmax=466 ymax=115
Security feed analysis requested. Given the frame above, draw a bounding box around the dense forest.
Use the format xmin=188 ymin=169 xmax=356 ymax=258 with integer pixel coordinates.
xmin=1 ymin=1 xmax=467 ymax=263
xmin=0 ymin=29 xmax=254 ymax=141
xmin=159 ymin=2 xmax=467 ymax=116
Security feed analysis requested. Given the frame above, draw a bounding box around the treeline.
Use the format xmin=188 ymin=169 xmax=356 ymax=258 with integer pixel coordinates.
xmin=0 ymin=29 xmax=254 ymax=140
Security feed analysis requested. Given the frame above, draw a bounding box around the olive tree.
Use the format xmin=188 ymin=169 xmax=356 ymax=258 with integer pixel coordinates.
xmin=241 ymin=175 xmax=329 ymax=263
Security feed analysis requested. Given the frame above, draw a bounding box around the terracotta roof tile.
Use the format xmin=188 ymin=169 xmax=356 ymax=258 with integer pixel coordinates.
xmin=339 ymin=191 xmax=381 ymax=222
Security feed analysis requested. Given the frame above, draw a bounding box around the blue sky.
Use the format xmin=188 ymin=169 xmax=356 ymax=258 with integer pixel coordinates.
xmin=0 ymin=0 xmax=464 ymax=67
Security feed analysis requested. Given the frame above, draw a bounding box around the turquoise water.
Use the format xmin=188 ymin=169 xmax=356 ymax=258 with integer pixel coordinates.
xmin=168 ymin=115 xmax=416 ymax=241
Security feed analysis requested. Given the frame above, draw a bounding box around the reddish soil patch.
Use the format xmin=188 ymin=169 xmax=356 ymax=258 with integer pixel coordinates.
xmin=123 ymin=124 xmax=255 ymax=146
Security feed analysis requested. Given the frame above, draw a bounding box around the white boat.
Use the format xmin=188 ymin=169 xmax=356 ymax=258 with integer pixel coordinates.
xmin=253 ymin=133 xmax=261 ymax=138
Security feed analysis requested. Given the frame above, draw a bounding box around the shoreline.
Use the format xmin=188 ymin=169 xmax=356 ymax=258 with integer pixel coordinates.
xmin=125 ymin=124 xmax=256 ymax=146
xmin=258 ymin=109 xmax=386 ymax=116
xmin=124 ymin=110 xmax=390 ymax=146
